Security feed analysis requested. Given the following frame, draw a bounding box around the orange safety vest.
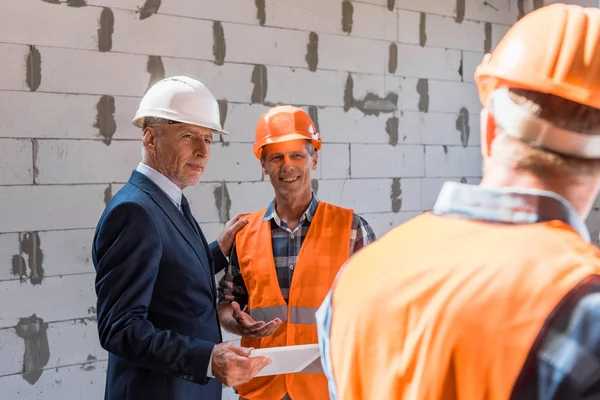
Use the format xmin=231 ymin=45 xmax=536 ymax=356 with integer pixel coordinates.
xmin=235 ymin=202 xmax=353 ymax=400
xmin=328 ymin=212 xmax=600 ymax=400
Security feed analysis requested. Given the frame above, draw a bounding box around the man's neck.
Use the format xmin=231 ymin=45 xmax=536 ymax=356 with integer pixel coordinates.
xmin=274 ymin=190 xmax=313 ymax=231
xmin=479 ymin=166 xmax=598 ymax=218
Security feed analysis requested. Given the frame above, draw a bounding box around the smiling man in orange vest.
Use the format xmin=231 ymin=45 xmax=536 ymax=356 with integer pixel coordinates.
xmin=216 ymin=105 xmax=376 ymax=400
xmin=317 ymin=4 xmax=600 ymax=400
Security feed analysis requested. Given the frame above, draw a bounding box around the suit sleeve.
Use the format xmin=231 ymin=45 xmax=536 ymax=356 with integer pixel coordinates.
xmin=93 ymin=201 xmax=215 ymax=385
xmin=209 ymin=240 xmax=228 ymax=274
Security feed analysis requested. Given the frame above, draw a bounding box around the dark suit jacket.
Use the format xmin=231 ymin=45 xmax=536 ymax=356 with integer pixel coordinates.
xmin=92 ymin=171 xmax=228 ymax=400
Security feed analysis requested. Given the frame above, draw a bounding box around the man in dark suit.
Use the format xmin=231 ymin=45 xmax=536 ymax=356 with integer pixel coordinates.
xmin=92 ymin=76 xmax=270 ymax=400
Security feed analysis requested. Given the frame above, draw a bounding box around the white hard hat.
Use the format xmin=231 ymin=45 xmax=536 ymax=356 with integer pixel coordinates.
xmin=132 ymin=76 xmax=229 ymax=135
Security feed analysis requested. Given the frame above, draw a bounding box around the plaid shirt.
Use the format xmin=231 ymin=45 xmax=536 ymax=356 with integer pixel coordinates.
xmin=217 ymin=194 xmax=376 ymax=308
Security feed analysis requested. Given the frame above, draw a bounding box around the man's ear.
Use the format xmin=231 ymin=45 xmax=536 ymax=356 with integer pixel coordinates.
xmin=142 ymin=127 xmax=158 ymax=153
xmin=260 ymin=159 xmax=267 ymax=175
xmin=311 ymin=151 xmax=318 ymax=170
xmin=480 ymin=109 xmax=496 ymax=158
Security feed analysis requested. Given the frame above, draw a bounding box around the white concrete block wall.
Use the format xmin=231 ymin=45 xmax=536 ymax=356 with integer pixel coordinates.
xmin=0 ymin=1 xmax=597 ymax=399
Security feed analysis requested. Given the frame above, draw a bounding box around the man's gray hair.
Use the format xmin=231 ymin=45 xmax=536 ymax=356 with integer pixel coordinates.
xmin=142 ymin=117 xmax=171 ymax=130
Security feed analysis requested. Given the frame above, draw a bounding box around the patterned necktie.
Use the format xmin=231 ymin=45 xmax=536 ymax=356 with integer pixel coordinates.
xmin=180 ymin=195 xmax=200 ymax=236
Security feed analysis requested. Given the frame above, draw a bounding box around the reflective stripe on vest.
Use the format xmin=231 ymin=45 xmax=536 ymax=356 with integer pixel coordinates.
xmin=249 ymin=306 xmax=319 ymax=325
xmin=235 ymin=201 xmax=354 ymax=400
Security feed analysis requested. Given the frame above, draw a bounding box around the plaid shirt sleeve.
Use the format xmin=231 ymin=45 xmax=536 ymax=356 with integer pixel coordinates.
xmin=350 ymin=214 xmax=377 ymax=255
xmin=512 ymin=279 xmax=600 ymax=399
xmin=216 ymin=244 xmax=249 ymax=309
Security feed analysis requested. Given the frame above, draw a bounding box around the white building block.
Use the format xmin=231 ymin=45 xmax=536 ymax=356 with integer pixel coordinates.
xmin=425 ymin=145 xmax=482 ymax=177
xmin=0 ymin=326 xmax=21 ymax=376
xmin=227 ymin=181 xmax=276 ymax=217
xmin=0 ymin=185 xmax=107 ymax=232
xmin=111 ymin=9 xmax=213 ymax=61
xmin=200 ymin=222 xmax=225 ymax=243
xmin=394 ymin=44 xmax=462 ymax=81
xmin=351 ymin=144 xmax=425 ymax=178
xmin=0 ymin=274 xmax=96 ymax=329
xmin=393 ymin=178 xmax=422 ymax=211
xmin=36 ymin=140 xmax=140 ymax=185
xmin=421 ymin=177 xmax=463 ymax=210
xmin=0 ymin=233 xmax=18 ymax=278
xmin=351 ymin=2 xmax=398 ymax=41
xmin=425 ymin=14 xmax=484 ymax=52
xmin=221 ymin=104 xmax=272 ymax=143
xmin=0 ymin=43 xmax=29 ymax=91
xmin=201 ymin=143 xmax=263 ymax=182
xmin=360 ymin=210 xmax=422 ymax=238
xmin=464 ymin=0 xmax=518 ymax=24
xmin=397 ymin=9 xmax=421 ymax=45
xmin=318 ymin=34 xmax=388 ymax=74
xmin=159 ymin=0 xmax=259 ymax=25
xmin=418 ymin=111 xmax=481 ymax=146
xmin=317 ymin=178 xmax=420 ymax=213
xmin=586 ymin=211 xmax=600 ymax=245
xmin=0 ymin=319 xmax=105 ymax=376
xmin=223 ymin=386 xmax=240 ymax=400
xmin=0 ymin=361 xmax=107 ymax=400
xmin=184 ymin=182 xmax=222 ymax=223
xmin=222 ymin=23 xmax=308 ymax=68
xmin=462 ymin=51 xmax=485 ymax=83
xmin=319 ymin=107 xmax=406 ymax=145
xmin=395 ymin=0 xmax=456 ymax=18
xmin=161 ymin=58 xmax=254 ymax=104
xmin=0 ymin=139 xmax=33 ymax=185
xmin=0 ymin=229 xmax=95 ymax=281
xmin=0 ymin=0 xmax=100 ymax=51
xmin=38 ymin=47 xmax=149 ymax=96
xmin=316 ymin=179 xmax=383 ymax=213
xmin=352 ymin=72 xmax=388 ymax=99
xmin=114 ymin=97 xmax=145 ymax=140
xmin=85 ymin=0 xmax=140 ymax=10
xmin=0 ymin=92 xmax=140 ymax=141
xmin=321 ymin=143 xmax=350 ymax=179
xmin=264 ymin=0 xmax=340 ymax=34
xmin=385 ymin=76 xmax=421 ymax=112
xmin=265 ymin=67 xmax=347 ymax=107
xmin=427 ymin=80 xmax=482 ymax=114
xmin=491 ymin=24 xmax=511 ymax=51
xmin=355 ymin=0 xmax=387 ymax=6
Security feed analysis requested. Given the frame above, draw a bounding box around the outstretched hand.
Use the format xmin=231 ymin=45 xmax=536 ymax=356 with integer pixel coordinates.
xmin=231 ymin=301 xmax=282 ymax=338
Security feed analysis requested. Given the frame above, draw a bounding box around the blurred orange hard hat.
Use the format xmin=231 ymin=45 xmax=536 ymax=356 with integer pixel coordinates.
xmin=475 ymin=3 xmax=600 ymax=110
xmin=253 ymin=106 xmax=322 ymax=159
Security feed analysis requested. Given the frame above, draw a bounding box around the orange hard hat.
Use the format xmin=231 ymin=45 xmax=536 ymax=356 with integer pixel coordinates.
xmin=253 ymin=105 xmax=322 ymax=159
xmin=474 ymin=3 xmax=600 ymax=110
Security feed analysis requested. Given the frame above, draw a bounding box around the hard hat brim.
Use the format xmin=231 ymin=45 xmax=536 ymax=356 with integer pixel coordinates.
xmin=132 ymin=114 xmax=230 ymax=135
xmin=253 ymin=132 xmax=322 ymax=159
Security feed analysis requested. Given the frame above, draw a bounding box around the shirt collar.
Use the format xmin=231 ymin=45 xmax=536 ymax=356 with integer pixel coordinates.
xmin=433 ymin=181 xmax=591 ymax=242
xmin=263 ymin=192 xmax=319 ymax=225
xmin=136 ymin=162 xmax=183 ymax=207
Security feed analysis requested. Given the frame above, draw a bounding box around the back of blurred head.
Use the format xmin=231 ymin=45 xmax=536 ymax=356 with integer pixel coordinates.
xmin=475 ymin=3 xmax=600 ymax=218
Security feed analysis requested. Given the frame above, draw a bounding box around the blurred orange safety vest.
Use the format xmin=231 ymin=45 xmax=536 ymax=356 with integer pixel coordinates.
xmin=235 ymin=202 xmax=353 ymax=400
xmin=327 ymin=212 xmax=600 ymax=399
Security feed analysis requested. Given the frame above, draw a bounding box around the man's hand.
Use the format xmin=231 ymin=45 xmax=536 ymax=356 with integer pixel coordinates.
xmin=211 ymin=342 xmax=271 ymax=387
xmin=231 ymin=301 xmax=282 ymax=338
xmin=217 ymin=214 xmax=248 ymax=257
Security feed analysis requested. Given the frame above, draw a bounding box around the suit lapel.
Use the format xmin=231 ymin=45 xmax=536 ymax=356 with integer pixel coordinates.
xmin=194 ymin=220 xmax=217 ymax=298
xmin=128 ymin=171 xmax=213 ymax=282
